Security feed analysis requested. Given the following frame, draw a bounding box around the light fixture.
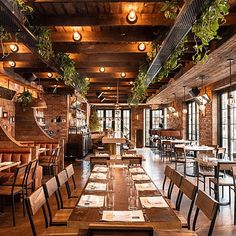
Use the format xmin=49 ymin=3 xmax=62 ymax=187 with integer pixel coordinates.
xmin=127 ymin=10 xmax=137 ymax=24
xmin=31 ymin=94 xmax=47 ymax=109
xmin=199 ymin=104 xmax=206 ymax=112
xmin=47 ymin=72 xmax=53 ymax=78
xmin=97 ymin=92 xmax=104 ymax=98
xmin=101 ymin=97 xmax=106 ymax=102
xmin=85 ymin=77 xmax=90 ymax=82
xmin=120 ymin=72 xmax=126 ymax=78
xmin=138 ymin=43 xmax=146 ymax=51
xmin=73 ymin=32 xmax=82 ymax=42
xmin=8 ymin=61 xmax=16 ymax=67
xmin=227 ymin=58 xmax=234 ymax=106
xmin=182 ymin=86 xmax=187 ymax=114
xmin=107 ymin=86 xmax=111 ymax=90
xmin=129 ymin=81 xmax=134 ymax=85
xmin=173 ymin=111 xmax=179 ymax=118
xmin=99 ymin=67 xmax=105 ymax=73
xmin=9 ymin=44 xmax=19 ymax=52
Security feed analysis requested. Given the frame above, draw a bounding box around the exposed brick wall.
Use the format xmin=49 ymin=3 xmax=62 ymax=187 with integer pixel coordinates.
xmin=0 ymin=98 xmax=15 ymax=137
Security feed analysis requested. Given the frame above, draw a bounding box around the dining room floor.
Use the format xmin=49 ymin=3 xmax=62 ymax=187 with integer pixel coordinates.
xmin=0 ymin=147 xmax=235 ymax=236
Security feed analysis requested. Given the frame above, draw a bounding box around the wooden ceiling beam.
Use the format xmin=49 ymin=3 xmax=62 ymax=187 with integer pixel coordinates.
xmin=31 ymin=0 xmax=163 ymax=3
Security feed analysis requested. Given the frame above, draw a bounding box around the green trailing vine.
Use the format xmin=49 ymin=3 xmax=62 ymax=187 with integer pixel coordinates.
xmin=161 ymin=0 xmax=183 ymax=20
xmin=11 ymin=0 xmax=34 ymax=15
xmin=15 ymin=91 xmax=33 ymax=110
xmin=192 ymin=0 xmax=229 ymax=63
xmin=35 ymin=27 xmax=54 ymax=62
xmin=147 ymin=39 xmax=160 ymax=62
xmin=0 ymin=26 xmax=11 ymax=58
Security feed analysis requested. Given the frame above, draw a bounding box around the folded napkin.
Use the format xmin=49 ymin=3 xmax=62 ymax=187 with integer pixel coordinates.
xmin=77 ymin=195 xmax=104 ymax=208
xmin=140 ymin=196 xmax=169 ymax=208
xmin=93 ymin=165 xmax=108 ymax=172
xmin=86 ymin=182 xmax=107 ymax=191
xmin=90 ymin=173 xmax=107 ymax=180
xmin=132 ymin=174 xmax=150 ymax=181
xmin=102 ymin=210 xmax=145 ymax=222
xmin=135 ymin=182 xmax=156 ymax=191
xmin=129 ymin=167 xmax=145 ymax=173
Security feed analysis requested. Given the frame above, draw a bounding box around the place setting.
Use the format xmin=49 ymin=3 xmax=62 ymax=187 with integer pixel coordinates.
xmin=85 ymin=182 xmax=107 ymax=191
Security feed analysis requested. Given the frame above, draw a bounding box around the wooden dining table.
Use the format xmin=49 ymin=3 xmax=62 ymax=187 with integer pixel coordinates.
xmin=67 ymin=164 xmax=181 ymax=232
xmin=102 ymin=136 xmax=127 ymax=155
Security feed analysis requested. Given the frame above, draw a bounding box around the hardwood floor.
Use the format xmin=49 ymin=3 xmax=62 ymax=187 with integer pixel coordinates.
xmin=0 ymin=148 xmax=235 ymax=236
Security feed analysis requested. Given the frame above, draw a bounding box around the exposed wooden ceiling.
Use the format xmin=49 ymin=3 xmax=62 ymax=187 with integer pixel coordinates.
xmin=1 ymin=0 xmax=236 ymax=104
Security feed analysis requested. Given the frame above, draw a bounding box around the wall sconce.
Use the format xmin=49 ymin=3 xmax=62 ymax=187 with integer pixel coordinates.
xmin=8 ymin=61 xmax=16 ymax=68
xmin=136 ymin=114 xmax=139 ymax=120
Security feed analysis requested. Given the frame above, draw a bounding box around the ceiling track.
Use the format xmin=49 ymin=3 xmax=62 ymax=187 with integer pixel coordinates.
xmin=145 ymin=0 xmax=212 ymax=86
xmin=0 ymin=0 xmax=59 ymax=73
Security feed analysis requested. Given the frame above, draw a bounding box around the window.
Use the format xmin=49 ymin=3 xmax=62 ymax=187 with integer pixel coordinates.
xmin=96 ymin=109 xmax=131 ymax=138
xmin=219 ymin=90 xmax=236 ymax=158
xmin=187 ymin=101 xmax=199 ymax=141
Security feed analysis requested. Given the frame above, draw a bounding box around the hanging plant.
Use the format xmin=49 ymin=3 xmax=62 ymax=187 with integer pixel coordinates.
xmin=0 ymin=26 xmax=11 ymax=58
xmin=72 ymin=72 xmax=90 ymax=97
xmin=192 ymin=0 xmax=229 ymax=63
xmin=161 ymin=0 xmax=183 ymax=20
xmin=89 ymin=108 xmax=100 ymax=132
xmin=15 ymin=91 xmax=33 ymax=110
xmin=11 ymin=0 xmax=33 ymax=15
xmin=147 ymin=39 xmax=160 ymax=62
xmin=35 ymin=27 xmax=54 ymax=62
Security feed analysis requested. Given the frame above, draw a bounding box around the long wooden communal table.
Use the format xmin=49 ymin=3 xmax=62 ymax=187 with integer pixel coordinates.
xmin=102 ymin=136 xmax=126 ymax=155
xmin=68 ymin=164 xmax=181 ymax=232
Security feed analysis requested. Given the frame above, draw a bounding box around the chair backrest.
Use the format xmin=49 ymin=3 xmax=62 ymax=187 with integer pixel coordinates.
xmin=57 ymin=170 xmax=68 ymax=187
xmin=193 ymin=190 xmax=218 ymax=236
xmin=90 ymin=156 xmax=110 ymax=168
xmin=26 ymin=159 xmax=38 ymax=185
xmin=162 ymin=165 xmax=173 ymax=191
xmin=216 ymin=147 xmax=226 ymax=159
xmin=162 ymin=140 xmax=171 ymax=148
xmin=14 ymin=163 xmax=29 ymax=188
xmin=25 ymin=187 xmax=48 ymax=236
xmin=218 ymin=161 xmax=236 ymax=171
xmin=170 ymin=170 xmax=183 ymax=188
xmin=44 ymin=176 xmax=58 ymax=198
xmin=65 ymin=164 xmax=75 ymax=179
xmin=174 ymin=147 xmax=186 ymax=159
xmin=87 ymin=224 xmax=153 ymax=236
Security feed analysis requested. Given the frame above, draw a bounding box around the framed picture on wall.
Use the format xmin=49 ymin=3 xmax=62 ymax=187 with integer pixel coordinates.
xmin=3 ymin=112 xmax=8 ymax=118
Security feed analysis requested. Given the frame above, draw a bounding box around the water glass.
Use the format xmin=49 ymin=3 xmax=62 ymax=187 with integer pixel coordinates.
xmin=107 ymin=179 xmax=114 ymax=192
xmin=128 ymin=196 xmax=137 ymax=210
xmin=106 ymin=192 xmax=114 ymax=210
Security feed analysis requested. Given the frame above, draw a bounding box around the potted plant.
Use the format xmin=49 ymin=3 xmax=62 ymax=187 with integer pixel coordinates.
xmin=15 ymin=91 xmax=33 ymax=110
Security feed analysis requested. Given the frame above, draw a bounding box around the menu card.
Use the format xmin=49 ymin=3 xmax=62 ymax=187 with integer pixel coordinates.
xmin=102 ymin=210 xmax=145 ymax=222
xmin=90 ymin=173 xmax=107 ymax=180
xmin=77 ymin=195 xmax=104 ymax=208
xmin=93 ymin=165 xmax=108 ymax=172
xmin=129 ymin=167 xmax=145 ymax=173
xmin=135 ymin=182 xmax=156 ymax=191
xmin=86 ymin=182 xmax=107 ymax=191
xmin=140 ymin=196 xmax=169 ymax=208
xmin=132 ymin=174 xmax=150 ymax=181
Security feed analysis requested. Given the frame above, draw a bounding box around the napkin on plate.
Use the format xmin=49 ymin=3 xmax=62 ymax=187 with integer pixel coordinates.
xmin=92 ymin=165 xmax=108 ymax=172
xmin=135 ymin=182 xmax=156 ymax=191
xmin=102 ymin=210 xmax=145 ymax=222
xmin=90 ymin=173 xmax=107 ymax=180
xmin=132 ymin=174 xmax=150 ymax=181
xmin=86 ymin=182 xmax=107 ymax=191
xmin=129 ymin=167 xmax=145 ymax=173
xmin=77 ymin=195 xmax=104 ymax=208
xmin=140 ymin=196 xmax=169 ymax=208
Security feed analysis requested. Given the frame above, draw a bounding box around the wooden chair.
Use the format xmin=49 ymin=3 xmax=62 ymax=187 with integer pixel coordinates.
xmin=87 ymin=224 xmax=153 ymax=236
xmin=121 ymin=156 xmax=142 ymax=166
xmin=25 ymin=186 xmax=79 ymax=236
xmin=173 ymin=147 xmax=195 ymax=176
xmin=216 ymin=147 xmax=226 ymax=159
xmin=209 ymin=161 xmax=236 ymax=205
xmin=159 ymin=165 xmax=174 ymax=198
xmin=0 ymin=163 xmax=28 ymax=226
xmin=65 ymin=164 xmax=81 ymax=198
xmin=56 ymin=170 xmax=78 ymax=209
xmin=192 ymin=190 xmax=219 ymax=236
xmin=161 ymin=140 xmax=172 ymax=162
xmin=90 ymin=156 xmax=110 ymax=170
xmin=43 ymin=177 xmax=73 ymax=226
xmin=174 ymin=178 xmax=198 ymax=229
xmin=232 ymin=166 xmax=236 ymax=225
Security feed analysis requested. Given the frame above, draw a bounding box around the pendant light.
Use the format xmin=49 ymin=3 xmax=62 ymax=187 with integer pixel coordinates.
xmin=182 ymin=86 xmax=187 ymax=114
xmin=227 ymin=58 xmax=234 ymax=106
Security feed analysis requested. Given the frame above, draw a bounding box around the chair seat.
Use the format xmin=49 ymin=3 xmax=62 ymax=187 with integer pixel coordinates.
xmin=62 ymin=198 xmax=78 ymax=209
xmin=52 ymin=209 xmax=73 ymax=225
xmin=42 ymin=226 xmax=79 ymax=236
xmin=154 ymin=229 xmax=196 ymax=236
xmin=70 ymin=188 xmax=82 ymax=198
xmin=0 ymin=186 xmax=22 ymax=195
xmin=209 ymin=176 xmax=234 ymax=186
xmin=173 ymin=210 xmax=188 ymax=227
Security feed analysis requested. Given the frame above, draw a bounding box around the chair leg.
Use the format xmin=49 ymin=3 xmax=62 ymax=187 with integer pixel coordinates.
xmin=12 ymin=195 xmax=16 ymax=226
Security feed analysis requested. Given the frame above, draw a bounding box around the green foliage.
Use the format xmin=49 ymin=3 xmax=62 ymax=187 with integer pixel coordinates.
xmin=11 ymin=0 xmax=33 ymax=15
xmin=161 ymin=0 xmax=183 ymax=20
xmin=0 ymin=26 xmax=11 ymax=58
xmin=73 ymin=73 xmax=90 ymax=97
xmin=16 ymin=91 xmax=33 ymax=109
xmin=147 ymin=39 xmax=160 ymax=62
xmin=192 ymin=0 xmax=229 ymax=63
xmin=89 ymin=109 xmax=100 ymax=132
xmin=35 ymin=27 xmax=54 ymax=62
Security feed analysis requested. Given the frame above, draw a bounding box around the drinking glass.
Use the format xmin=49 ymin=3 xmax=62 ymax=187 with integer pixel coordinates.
xmin=106 ymin=192 xmax=114 ymax=210
xmin=128 ymin=196 xmax=137 ymax=210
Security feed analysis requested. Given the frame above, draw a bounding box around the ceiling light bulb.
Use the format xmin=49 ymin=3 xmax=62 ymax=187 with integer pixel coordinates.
xmin=73 ymin=32 xmax=82 ymax=41
xmin=107 ymin=86 xmax=111 ymax=90
xmin=9 ymin=44 xmax=19 ymax=52
xmin=129 ymin=81 xmax=134 ymax=85
xmin=120 ymin=72 xmax=126 ymax=78
xmin=47 ymin=72 xmax=53 ymax=78
xmin=99 ymin=67 xmax=105 ymax=73
xmin=127 ymin=10 xmax=137 ymax=24
xmin=182 ymin=108 xmax=187 ymax=114
xmin=138 ymin=43 xmax=146 ymax=51
xmin=8 ymin=61 xmax=16 ymax=67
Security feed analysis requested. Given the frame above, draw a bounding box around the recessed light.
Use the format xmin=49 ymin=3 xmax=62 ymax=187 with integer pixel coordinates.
xmin=73 ymin=32 xmax=82 ymax=41
xmin=8 ymin=61 xmax=16 ymax=67
xmin=9 ymin=44 xmax=19 ymax=52
xmin=120 ymin=72 xmax=126 ymax=78
xmin=107 ymin=86 xmax=111 ymax=90
xmin=99 ymin=67 xmax=105 ymax=73
xmin=138 ymin=43 xmax=146 ymax=51
xmin=129 ymin=81 xmax=134 ymax=85
xmin=127 ymin=10 xmax=137 ymax=24
xmin=47 ymin=72 xmax=53 ymax=78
